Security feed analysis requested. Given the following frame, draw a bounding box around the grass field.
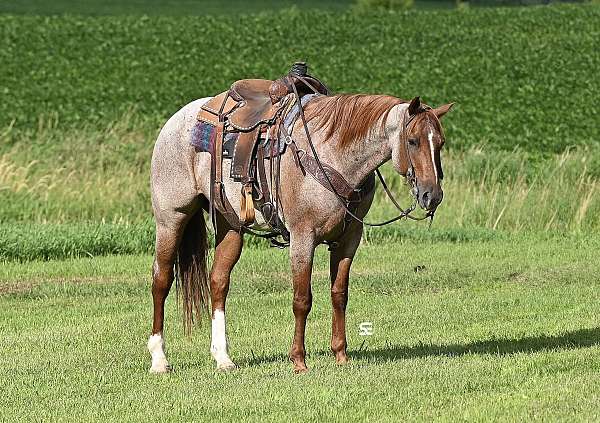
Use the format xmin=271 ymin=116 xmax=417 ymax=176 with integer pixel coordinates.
xmin=1 ymin=111 xmax=600 ymax=227
xmin=2 ymin=234 xmax=600 ymax=421
xmin=2 ymin=125 xmax=600 ymax=260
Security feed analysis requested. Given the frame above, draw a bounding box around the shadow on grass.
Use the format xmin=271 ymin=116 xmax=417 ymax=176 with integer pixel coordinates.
xmin=350 ymin=327 xmax=600 ymax=363
xmin=243 ymin=327 xmax=600 ymax=367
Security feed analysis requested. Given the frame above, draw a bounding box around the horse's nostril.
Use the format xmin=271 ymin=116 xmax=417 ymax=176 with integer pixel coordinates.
xmin=422 ymin=191 xmax=430 ymax=205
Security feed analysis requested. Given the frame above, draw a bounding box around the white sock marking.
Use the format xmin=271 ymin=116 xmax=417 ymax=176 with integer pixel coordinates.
xmin=211 ymin=309 xmax=235 ymax=369
xmin=148 ymin=333 xmax=170 ymax=373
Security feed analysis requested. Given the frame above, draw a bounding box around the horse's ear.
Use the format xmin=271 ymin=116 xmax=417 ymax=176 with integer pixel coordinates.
xmin=433 ymin=102 xmax=455 ymax=119
xmin=408 ymin=96 xmax=421 ymax=116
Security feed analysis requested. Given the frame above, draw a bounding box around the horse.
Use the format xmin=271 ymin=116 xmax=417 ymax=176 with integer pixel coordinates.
xmin=147 ymin=91 xmax=454 ymax=373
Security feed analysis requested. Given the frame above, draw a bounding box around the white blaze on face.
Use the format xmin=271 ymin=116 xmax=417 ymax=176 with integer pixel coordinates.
xmin=428 ymin=128 xmax=438 ymax=183
xmin=211 ymin=309 xmax=235 ymax=369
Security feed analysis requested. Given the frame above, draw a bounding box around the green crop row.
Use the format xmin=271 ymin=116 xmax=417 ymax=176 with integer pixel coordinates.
xmin=0 ymin=221 xmax=153 ymax=261
xmin=0 ymin=0 xmax=585 ymax=16
xmin=1 ymin=5 xmax=599 ymax=152
xmin=0 ymin=219 xmax=590 ymax=262
xmin=0 ymin=217 xmax=510 ymax=262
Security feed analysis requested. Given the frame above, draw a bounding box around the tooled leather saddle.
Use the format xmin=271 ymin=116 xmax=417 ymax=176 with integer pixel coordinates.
xmin=195 ymin=62 xmax=375 ymax=248
xmin=196 ymin=63 xmax=329 ymax=233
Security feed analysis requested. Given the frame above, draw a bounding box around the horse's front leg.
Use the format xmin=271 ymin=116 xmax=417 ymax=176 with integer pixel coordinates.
xmin=329 ymin=223 xmax=363 ymax=364
xmin=210 ymin=216 xmax=243 ymax=371
xmin=288 ymin=233 xmax=316 ymax=373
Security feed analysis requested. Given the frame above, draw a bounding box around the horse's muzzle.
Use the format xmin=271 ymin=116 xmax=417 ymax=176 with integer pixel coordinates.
xmin=417 ymin=184 xmax=443 ymax=211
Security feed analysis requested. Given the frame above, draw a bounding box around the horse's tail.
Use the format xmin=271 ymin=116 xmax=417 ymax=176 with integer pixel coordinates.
xmin=176 ymin=209 xmax=210 ymax=335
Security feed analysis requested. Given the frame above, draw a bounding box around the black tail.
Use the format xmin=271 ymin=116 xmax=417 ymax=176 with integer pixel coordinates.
xmin=175 ymin=209 xmax=210 ymax=335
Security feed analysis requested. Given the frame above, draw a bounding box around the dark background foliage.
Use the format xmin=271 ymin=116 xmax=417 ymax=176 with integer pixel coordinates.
xmin=1 ymin=5 xmax=599 ymax=152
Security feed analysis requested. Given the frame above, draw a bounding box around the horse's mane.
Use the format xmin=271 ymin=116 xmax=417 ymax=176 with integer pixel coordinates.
xmin=306 ymin=94 xmax=406 ymax=148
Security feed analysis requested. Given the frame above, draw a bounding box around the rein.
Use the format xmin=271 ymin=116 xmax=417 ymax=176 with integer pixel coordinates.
xmin=289 ymin=76 xmax=434 ymax=228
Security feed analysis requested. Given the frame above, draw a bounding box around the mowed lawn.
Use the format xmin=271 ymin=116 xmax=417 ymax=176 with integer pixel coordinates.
xmin=2 ymin=234 xmax=600 ymax=421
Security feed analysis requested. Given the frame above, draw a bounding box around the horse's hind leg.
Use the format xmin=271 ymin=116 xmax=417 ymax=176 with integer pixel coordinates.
xmin=148 ymin=213 xmax=189 ymax=373
xmin=210 ymin=214 xmax=243 ymax=371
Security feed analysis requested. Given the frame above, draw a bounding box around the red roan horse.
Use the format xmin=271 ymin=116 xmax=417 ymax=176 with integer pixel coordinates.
xmin=148 ymin=85 xmax=453 ymax=373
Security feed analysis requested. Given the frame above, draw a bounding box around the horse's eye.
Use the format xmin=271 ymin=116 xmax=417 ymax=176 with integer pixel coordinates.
xmin=408 ymin=138 xmax=419 ymax=147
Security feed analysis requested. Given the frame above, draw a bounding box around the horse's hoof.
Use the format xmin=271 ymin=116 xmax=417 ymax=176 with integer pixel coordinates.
xmin=293 ymin=364 xmax=309 ymax=374
xmin=335 ymin=355 xmax=349 ymax=365
xmin=149 ymin=362 xmax=172 ymax=374
xmin=216 ymin=361 xmax=237 ymax=372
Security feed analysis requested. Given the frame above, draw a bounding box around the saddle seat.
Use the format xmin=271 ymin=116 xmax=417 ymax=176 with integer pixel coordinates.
xmin=198 ymin=74 xmax=327 ymax=131
xmin=196 ymin=80 xmax=285 ymax=132
xmin=228 ymin=79 xmax=281 ymax=131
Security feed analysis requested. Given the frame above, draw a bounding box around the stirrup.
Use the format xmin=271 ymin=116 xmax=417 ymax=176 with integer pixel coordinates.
xmin=240 ymin=184 xmax=255 ymax=225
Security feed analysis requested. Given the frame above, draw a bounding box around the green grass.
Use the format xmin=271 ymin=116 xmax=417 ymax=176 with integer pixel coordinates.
xmin=2 ymin=4 xmax=598 ymax=420
xmin=0 ymin=221 xmax=155 ymax=261
xmin=2 ymin=235 xmax=600 ymax=421
xmin=1 ymin=5 xmax=599 ymax=152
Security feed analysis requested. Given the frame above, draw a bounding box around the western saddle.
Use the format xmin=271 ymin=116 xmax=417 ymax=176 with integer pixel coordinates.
xmin=196 ymin=62 xmax=330 ymax=241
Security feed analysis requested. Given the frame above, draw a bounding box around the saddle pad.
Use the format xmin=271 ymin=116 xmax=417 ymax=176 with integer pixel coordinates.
xmin=190 ymin=121 xmax=285 ymax=159
xmin=282 ymin=93 xmax=319 ymax=134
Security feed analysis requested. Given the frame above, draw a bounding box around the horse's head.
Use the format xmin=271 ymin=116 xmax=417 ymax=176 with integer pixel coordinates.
xmin=392 ymin=97 xmax=454 ymax=212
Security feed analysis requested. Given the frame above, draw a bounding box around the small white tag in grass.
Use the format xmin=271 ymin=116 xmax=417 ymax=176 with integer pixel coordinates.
xmin=359 ymin=322 xmax=373 ymax=336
